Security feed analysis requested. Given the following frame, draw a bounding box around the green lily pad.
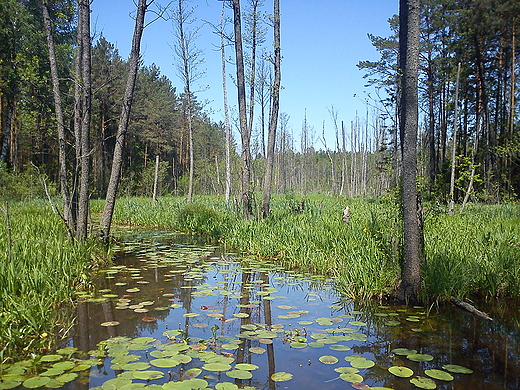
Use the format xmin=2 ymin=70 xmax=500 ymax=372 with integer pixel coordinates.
xmin=349 ymin=321 xmax=367 ymax=326
xmin=202 ymin=362 xmax=232 ymax=372
xmin=388 ymin=366 xmax=414 ymax=378
xmin=40 ymin=354 xmax=63 ymax=362
xmin=131 ymin=370 xmax=164 ymax=380
xmin=410 ymin=376 xmax=437 ymax=389
xmin=215 ymin=382 xmax=239 ymax=390
xmin=392 ymin=348 xmax=417 ymax=355
xmin=319 ymin=355 xmax=339 ymax=364
xmin=249 ymin=347 xmax=266 ymax=354
xmin=334 ymin=366 xmax=360 ymax=374
xmin=308 ymin=342 xmax=325 ymax=348
xmin=234 ymin=363 xmax=259 ymax=371
xmin=329 ymin=344 xmax=351 ymax=351
xmin=55 ymin=373 xmax=78 ymax=384
xmin=226 ymin=369 xmax=253 ymax=379
xmin=290 ymin=341 xmax=308 ymax=349
xmin=121 ymin=362 xmax=151 ymax=371
xmin=339 ymin=373 xmax=364 ymax=383
xmin=22 ymin=376 xmax=51 ymax=388
xmin=271 ymin=371 xmax=293 ymax=382
xmin=407 ymin=353 xmax=434 ymax=362
xmin=441 ymin=364 xmax=473 ymax=374
xmin=425 ymin=369 xmax=454 ymax=381
xmin=350 ymin=358 xmax=375 ymax=369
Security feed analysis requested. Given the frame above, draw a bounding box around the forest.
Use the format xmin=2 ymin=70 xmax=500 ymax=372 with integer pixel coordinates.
xmin=1 ymin=0 xmax=519 ymax=210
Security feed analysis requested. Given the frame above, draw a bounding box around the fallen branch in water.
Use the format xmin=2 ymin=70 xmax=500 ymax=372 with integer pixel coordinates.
xmin=450 ymin=297 xmax=494 ymax=321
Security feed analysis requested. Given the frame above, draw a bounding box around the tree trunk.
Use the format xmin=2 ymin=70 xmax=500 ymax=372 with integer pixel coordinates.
xmin=76 ymin=0 xmax=92 ymax=241
xmin=232 ymin=0 xmax=252 ymax=218
xmin=398 ymin=0 xmax=423 ymax=302
xmin=42 ymin=0 xmax=75 ymax=236
xmin=153 ymin=154 xmax=159 ymax=202
xmin=100 ymin=0 xmax=148 ymax=243
xmin=448 ymin=62 xmax=461 ymax=215
xmin=220 ymin=3 xmax=232 ymax=203
xmin=262 ymin=0 xmax=280 ymax=218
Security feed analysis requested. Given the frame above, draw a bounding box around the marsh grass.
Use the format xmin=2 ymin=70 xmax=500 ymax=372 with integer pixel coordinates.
xmin=0 ymin=201 xmax=102 ymax=360
xmin=107 ymin=195 xmax=520 ymax=300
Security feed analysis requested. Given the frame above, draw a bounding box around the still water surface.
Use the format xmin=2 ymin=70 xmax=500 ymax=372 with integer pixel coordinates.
xmin=16 ymin=231 xmax=520 ymax=389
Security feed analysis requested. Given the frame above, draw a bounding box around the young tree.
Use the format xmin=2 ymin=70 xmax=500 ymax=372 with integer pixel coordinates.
xmin=231 ymin=0 xmax=252 ymax=218
xmin=76 ymin=0 xmax=92 ymax=241
xmin=171 ymin=0 xmax=204 ymax=202
xmin=398 ymin=0 xmax=423 ymax=302
xmin=42 ymin=0 xmax=74 ymax=236
xmin=100 ymin=0 xmax=151 ymax=243
xmin=261 ymin=0 xmax=280 ymax=218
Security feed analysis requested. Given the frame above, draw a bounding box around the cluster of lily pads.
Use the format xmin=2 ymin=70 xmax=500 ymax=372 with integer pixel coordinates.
xmin=0 ymin=234 xmax=476 ymax=389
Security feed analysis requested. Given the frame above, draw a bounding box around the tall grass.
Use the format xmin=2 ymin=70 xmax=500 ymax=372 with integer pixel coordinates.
xmin=0 ymin=201 xmax=103 ymax=361
xmin=107 ymin=195 xmax=520 ymax=300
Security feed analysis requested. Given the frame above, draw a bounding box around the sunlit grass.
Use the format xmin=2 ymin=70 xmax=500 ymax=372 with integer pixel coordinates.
xmin=106 ymin=195 xmax=520 ymax=300
xmin=0 ymin=201 xmax=104 ymax=360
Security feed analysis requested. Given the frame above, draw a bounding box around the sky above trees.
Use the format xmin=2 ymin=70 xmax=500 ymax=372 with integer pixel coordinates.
xmin=90 ymin=0 xmax=398 ymax=149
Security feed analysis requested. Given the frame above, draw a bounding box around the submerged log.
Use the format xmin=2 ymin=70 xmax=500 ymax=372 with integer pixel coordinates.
xmin=450 ymin=297 xmax=494 ymax=321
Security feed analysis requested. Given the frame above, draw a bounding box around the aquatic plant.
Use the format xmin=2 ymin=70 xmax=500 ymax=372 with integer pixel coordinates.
xmin=0 ymin=201 xmax=105 ymax=361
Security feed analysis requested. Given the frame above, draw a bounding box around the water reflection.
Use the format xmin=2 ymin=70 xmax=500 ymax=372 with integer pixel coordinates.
xmin=61 ymin=231 xmax=519 ymax=390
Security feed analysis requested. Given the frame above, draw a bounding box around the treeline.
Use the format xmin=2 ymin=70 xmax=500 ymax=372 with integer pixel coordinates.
xmin=360 ymin=0 xmax=520 ymax=202
xmin=1 ymin=0 xmax=519 ymax=209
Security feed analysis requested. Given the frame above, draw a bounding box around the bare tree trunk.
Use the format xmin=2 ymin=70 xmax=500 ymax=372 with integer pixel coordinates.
xmin=262 ymin=0 xmax=280 ymax=218
xmin=448 ymin=62 xmax=461 ymax=215
xmin=42 ymin=0 xmax=75 ymax=235
xmin=76 ymin=0 xmax=92 ymax=241
xmin=220 ymin=3 xmax=232 ymax=203
xmin=153 ymin=154 xmax=159 ymax=202
xmin=100 ymin=0 xmax=149 ymax=243
xmin=398 ymin=0 xmax=423 ymax=302
xmin=232 ymin=0 xmax=252 ymax=218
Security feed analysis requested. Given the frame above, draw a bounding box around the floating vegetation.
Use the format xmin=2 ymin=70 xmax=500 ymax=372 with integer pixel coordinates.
xmin=2 ymin=231 xmax=497 ymax=390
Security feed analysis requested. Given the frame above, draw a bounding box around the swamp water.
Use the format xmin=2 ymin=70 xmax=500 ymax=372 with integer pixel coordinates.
xmin=1 ymin=231 xmax=519 ymax=390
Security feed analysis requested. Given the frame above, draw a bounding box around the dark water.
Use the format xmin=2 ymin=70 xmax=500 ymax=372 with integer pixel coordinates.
xmin=5 ymin=231 xmax=519 ymax=390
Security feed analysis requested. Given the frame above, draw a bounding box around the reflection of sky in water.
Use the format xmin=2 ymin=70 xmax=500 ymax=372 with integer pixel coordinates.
xmin=72 ymin=232 xmax=519 ymax=390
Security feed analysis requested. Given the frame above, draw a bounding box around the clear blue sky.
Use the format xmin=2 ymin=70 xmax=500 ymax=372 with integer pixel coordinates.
xmin=90 ymin=0 xmax=398 ymax=150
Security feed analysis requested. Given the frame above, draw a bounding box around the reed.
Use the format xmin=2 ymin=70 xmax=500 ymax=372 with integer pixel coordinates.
xmin=0 ymin=201 xmax=103 ymax=360
xmin=107 ymin=195 xmax=520 ymax=300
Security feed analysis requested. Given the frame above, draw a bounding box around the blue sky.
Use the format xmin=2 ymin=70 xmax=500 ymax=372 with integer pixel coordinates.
xmin=90 ymin=0 xmax=398 ymax=150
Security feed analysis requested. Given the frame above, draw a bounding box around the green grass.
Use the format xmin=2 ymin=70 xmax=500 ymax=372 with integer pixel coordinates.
xmin=0 ymin=201 xmax=104 ymax=361
xmin=105 ymin=195 xmax=520 ymax=301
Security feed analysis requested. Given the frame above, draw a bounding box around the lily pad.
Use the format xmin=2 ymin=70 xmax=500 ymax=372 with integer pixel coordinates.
xmin=388 ymin=366 xmax=414 ymax=378
xmin=410 ymin=376 xmax=437 ymax=389
xmin=329 ymin=344 xmax=351 ymax=351
xmin=202 ymin=362 xmax=232 ymax=372
xmin=40 ymin=354 xmax=63 ymax=362
xmin=319 ymin=355 xmax=339 ymax=364
xmin=22 ymin=376 xmax=51 ymax=388
xmin=271 ymin=371 xmax=293 ymax=382
xmin=407 ymin=353 xmax=434 ymax=362
xmin=350 ymin=357 xmax=375 ymax=369
xmin=100 ymin=321 xmax=120 ymax=327
xmin=425 ymin=369 xmax=454 ymax=381
xmin=392 ymin=348 xmax=417 ymax=355
xmin=234 ymin=363 xmax=259 ymax=371
xmin=442 ymin=364 xmax=473 ymax=374
xmin=215 ymin=382 xmax=239 ymax=390
xmin=249 ymin=347 xmax=266 ymax=354
xmin=132 ymin=370 xmax=164 ymax=380
xmin=339 ymin=373 xmax=364 ymax=383
xmin=225 ymin=369 xmax=253 ymax=379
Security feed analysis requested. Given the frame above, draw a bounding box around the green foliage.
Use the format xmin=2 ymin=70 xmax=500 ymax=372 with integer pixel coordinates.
xmin=0 ymin=165 xmax=55 ymax=202
xmin=111 ymin=195 xmax=520 ymax=300
xmin=0 ymin=201 xmax=104 ymax=360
